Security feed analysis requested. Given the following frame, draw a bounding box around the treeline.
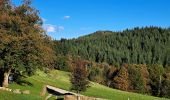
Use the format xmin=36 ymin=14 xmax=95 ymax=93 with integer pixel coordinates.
xmin=55 ymin=27 xmax=170 ymax=67
xmin=88 ymin=63 xmax=170 ymax=98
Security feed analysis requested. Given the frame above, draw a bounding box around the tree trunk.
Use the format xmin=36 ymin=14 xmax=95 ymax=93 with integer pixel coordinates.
xmin=158 ymin=75 xmax=162 ymax=96
xmin=107 ymin=81 xmax=111 ymax=87
xmin=77 ymin=91 xmax=80 ymax=100
xmin=2 ymin=69 xmax=11 ymax=88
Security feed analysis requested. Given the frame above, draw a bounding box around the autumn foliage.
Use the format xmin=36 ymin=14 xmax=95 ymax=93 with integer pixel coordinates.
xmin=70 ymin=60 xmax=89 ymax=94
xmin=0 ymin=0 xmax=55 ymax=87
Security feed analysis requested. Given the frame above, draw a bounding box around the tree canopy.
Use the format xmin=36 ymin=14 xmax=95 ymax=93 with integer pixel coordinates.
xmin=70 ymin=60 xmax=89 ymax=94
xmin=0 ymin=0 xmax=55 ymax=87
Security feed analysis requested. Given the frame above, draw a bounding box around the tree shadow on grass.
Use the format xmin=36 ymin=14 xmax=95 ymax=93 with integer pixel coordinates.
xmin=12 ymin=73 xmax=33 ymax=86
xmin=16 ymin=80 xmax=33 ymax=86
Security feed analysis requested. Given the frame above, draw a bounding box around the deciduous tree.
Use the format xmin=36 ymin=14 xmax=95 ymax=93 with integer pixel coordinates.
xmin=113 ymin=66 xmax=129 ymax=91
xmin=0 ymin=0 xmax=55 ymax=87
xmin=70 ymin=60 xmax=89 ymax=100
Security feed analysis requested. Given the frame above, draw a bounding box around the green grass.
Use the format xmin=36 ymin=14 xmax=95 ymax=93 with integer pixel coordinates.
xmin=0 ymin=90 xmax=42 ymax=100
xmin=0 ymin=70 xmax=169 ymax=100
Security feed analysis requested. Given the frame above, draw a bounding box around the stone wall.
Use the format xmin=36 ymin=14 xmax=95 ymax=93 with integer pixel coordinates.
xmin=64 ymin=95 xmax=106 ymax=100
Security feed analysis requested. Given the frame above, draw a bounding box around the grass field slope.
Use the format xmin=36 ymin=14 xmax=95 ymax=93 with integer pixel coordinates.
xmin=0 ymin=70 xmax=169 ymax=100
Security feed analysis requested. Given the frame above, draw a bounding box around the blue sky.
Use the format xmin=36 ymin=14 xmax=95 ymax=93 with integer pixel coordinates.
xmin=13 ymin=0 xmax=170 ymax=40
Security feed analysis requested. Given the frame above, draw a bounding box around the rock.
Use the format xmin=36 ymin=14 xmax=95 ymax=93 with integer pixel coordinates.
xmin=13 ymin=89 xmax=21 ymax=94
xmin=22 ymin=90 xmax=30 ymax=94
xmin=0 ymin=87 xmax=12 ymax=92
xmin=40 ymin=85 xmax=47 ymax=96
xmin=45 ymin=94 xmax=52 ymax=100
xmin=64 ymin=95 xmax=107 ymax=100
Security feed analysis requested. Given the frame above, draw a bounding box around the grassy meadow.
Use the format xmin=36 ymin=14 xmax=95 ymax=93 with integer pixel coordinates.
xmin=0 ymin=70 xmax=169 ymax=100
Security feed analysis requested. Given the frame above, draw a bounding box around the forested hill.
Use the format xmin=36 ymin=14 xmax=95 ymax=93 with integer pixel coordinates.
xmin=55 ymin=27 xmax=170 ymax=67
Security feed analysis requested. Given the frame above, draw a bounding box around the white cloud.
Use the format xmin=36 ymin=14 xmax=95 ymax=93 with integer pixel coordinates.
xmin=63 ymin=16 xmax=70 ymax=20
xmin=43 ymin=24 xmax=64 ymax=33
xmin=47 ymin=25 xmax=56 ymax=32
xmin=58 ymin=26 xmax=64 ymax=31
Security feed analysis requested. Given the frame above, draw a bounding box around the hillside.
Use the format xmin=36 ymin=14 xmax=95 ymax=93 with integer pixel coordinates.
xmin=1 ymin=0 xmax=170 ymax=100
xmin=0 ymin=70 xmax=169 ymax=100
xmin=53 ymin=27 xmax=170 ymax=98
xmin=55 ymin=27 xmax=170 ymax=67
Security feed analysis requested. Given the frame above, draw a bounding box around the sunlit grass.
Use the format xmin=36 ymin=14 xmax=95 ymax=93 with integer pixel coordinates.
xmin=0 ymin=70 xmax=168 ymax=100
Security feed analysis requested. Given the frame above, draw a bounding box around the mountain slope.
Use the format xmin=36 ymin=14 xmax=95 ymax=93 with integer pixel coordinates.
xmin=55 ymin=27 xmax=170 ymax=67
